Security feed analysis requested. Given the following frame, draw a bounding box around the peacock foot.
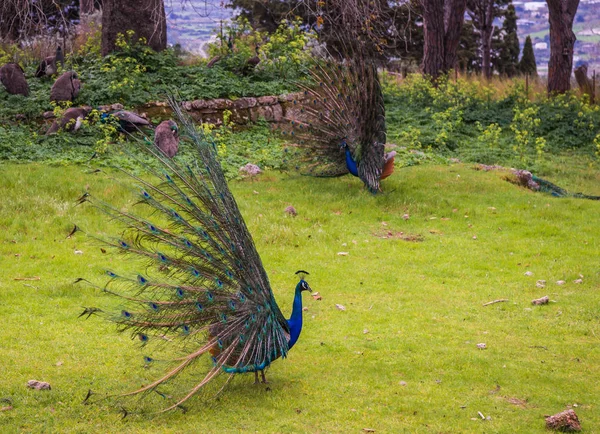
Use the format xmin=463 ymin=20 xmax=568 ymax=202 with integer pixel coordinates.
xmin=260 ymin=370 xmax=268 ymax=384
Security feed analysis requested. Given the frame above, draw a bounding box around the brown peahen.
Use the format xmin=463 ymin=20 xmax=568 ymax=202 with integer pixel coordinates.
xmin=0 ymin=63 xmax=29 ymax=96
xmin=35 ymin=46 xmax=63 ymax=78
xmin=75 ymin=100 xmax=312 ymax=413
xmin=276 ymin=57 xmax=391 ymax=193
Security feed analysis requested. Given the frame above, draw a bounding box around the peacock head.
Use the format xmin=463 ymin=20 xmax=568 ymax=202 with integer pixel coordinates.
xmin=295 ymin=270 xmax=311 ymax=292
xmin=340 ymin=138 xmax=348 ymax=149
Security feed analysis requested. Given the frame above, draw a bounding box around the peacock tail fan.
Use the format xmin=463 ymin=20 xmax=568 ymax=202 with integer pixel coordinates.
xmin=274 ymin=53 xmax=386 ymax=191
xmin=76 ymin=98 xmax=291 ymax=413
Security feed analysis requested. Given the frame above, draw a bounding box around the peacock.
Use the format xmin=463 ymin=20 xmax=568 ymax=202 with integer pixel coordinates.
xmin=75 ymin=100 xmax=313 ymax=413
xmin=276 ymin=57 xmax=392 ymax=193
xmin=510 ymin=170 xmax=600 ymax=200
xmin=100 ymin=108 xmax=151 ymax=133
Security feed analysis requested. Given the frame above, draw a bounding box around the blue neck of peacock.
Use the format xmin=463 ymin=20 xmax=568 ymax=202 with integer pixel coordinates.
xmin=287 ymin=283 xmax=304 ymax=350
xmin=343 ymin=146 xmax=358 ymax=177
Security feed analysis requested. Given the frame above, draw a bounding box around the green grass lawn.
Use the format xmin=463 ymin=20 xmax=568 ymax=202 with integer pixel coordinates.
xmin=1 ymin=161 xmax=599 ymax=433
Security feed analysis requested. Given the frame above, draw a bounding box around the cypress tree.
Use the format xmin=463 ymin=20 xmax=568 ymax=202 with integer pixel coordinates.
xmin=495 ymin=3 xmax=520 ymax=77
xmin=458 ymin=20 xmax=480 ymax=73
xmin=519 ymin=35 xmax=537 ymax=76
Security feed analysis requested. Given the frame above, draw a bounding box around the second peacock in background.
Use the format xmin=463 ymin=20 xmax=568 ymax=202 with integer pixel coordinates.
xmin=277 ymin=55 xmax=394 ymax=193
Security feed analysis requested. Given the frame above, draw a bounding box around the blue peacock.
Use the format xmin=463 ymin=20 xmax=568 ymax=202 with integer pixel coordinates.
xmin=76 ymin=101 xmax=313 ymax=413
xmin=277 ymin=57 xmax=394 ymax=193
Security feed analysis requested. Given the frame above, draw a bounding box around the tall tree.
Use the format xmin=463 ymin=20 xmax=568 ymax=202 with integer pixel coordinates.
xmin=494 ymin=3 xmax=520 ymax=77
xmin=519 ymin=35 xmax=537 ymax=76
xmin=421 ymin=0 xmax=468 ymax=79
xmin=227 ymin=0 xmax=396 ymax=60
xmin=457 ymin=20 xmax=481 ymax=73
xmin=545 ymin=0 xmax=580 ymax=94
xmin=391 ymin=0 xmax=424 ymax=67
xmin=466 ymin=0 xmax=507 ymax=79
xmin=226 ymin=0 xmax=300 ymax=32
xmin=101 ymin=0 xmax=166 ymax=56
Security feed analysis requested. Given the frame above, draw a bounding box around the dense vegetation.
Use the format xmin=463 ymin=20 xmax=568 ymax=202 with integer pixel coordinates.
xmin=384 ymin=73 xmax=600 ymax=172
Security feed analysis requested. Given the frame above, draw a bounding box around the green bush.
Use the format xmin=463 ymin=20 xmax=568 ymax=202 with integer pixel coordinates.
xmin=386 ymin=73 xmax=600 ymax=168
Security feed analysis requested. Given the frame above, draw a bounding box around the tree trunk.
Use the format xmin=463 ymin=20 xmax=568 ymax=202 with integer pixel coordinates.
xmin=480 ymin=0 xmax=494 ymax=79
xmin=574 ymin=64 xmax=593 ymax=99
xmin=422 ymin=0 xmax=467 ymax=79
xmin=101 ymin=0 xmax=166 ymax=56
xmin=546 ymin=0 xmax=580 ymax=94
xmin=422 ymin=0 xmax=446 ymax=79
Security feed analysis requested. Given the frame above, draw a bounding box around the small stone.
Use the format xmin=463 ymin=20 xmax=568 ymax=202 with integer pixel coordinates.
xmin=74 ymin=250 xmax=83 ymax=255
xmin=285 ymin=206 xmax=297 ymax=217
xmin=472 ymin=235 xmax=477 ymax=240
xmin=399 ymin=381 xmax=407 ymax=386
xmin=524 ymin=271 xmax=533 ymax=276
xmin=402 ymin=214 xmax=410 ymax=220
xmin=545 ymin=409 xmax=581 ymax=432
xmin=27 ymin=380 xmax=51 ymax=390
xmin=363 ymin=329 xmax=369 ymax=334
xmin=532 ymin=296 xmax=549 ymax=305
xmin=240 ymin=163 xmax=262 ymax=176
xmin=574 ymin=279 xmax=583 ymax=284
xmin=337 ymin=252 xmax=349 ymax=256
xmin=335 ymin=304 xmax=346 ymax=311
xmin=556 ymin=280 xmax=566 ymax=285
xmin=302 ymin=307 xmax=308 ymax=312
xmin=477 ymin=343 xmax=487 ymax=350
xmin=536 ymin=280 xmax=546 ymax=288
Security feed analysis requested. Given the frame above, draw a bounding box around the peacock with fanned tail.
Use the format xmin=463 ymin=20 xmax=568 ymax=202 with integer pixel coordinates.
xmin=75 ymin=101 xmax=313 ymax=413
xmin=277 ymin=57 xmax=394 ymax=193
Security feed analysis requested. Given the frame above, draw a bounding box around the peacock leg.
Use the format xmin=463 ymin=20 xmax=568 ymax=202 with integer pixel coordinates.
xmin=254 ymin=371 xmax=259 ymax=384
xmin=260 ymin=370 xmax=268 ymax=384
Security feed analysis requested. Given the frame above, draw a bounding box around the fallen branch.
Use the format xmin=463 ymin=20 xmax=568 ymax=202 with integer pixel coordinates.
xmin=483 ymin=299 xmax=508 ymax=306
xmin=13 ymin=276 xmax=40 ymax=281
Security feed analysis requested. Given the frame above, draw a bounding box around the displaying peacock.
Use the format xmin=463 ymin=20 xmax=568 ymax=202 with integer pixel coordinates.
xmin=277 ymin=57 xmax=392 ymax=193
xmin=76 ymin=101 xmax=313 ymax=413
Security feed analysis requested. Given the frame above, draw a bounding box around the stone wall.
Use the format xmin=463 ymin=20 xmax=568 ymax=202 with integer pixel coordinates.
xmin=142 ymin=92 xmax=306 ymax=126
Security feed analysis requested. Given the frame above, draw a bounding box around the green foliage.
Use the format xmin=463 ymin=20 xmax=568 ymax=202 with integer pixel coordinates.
xmin=202 ymin=116 xmax=289 ymax=179
xmin=208 ymin=16 xmax=316 ymax=80
xmin=386 ymin=73 xmax=600 ymax=168
xmin=477 ymin=122 xmax=503 ymax=150
xmin=1 ymin=30 xmax=297 ymax=124
xmin=519 ymin=36 xmax=537 ymax=76
xmin=510 ymin=104 xmax=546 ymax=163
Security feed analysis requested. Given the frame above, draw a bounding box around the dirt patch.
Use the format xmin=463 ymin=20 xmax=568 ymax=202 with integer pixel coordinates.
xmin=373 ymin=230 xmax=424 ymax=242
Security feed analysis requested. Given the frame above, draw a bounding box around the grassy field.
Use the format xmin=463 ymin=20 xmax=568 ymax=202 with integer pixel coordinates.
xmin=1 ymin=161 xmax=599 ymax=433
